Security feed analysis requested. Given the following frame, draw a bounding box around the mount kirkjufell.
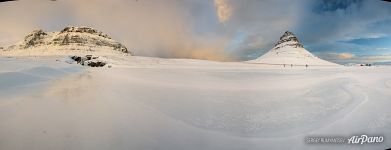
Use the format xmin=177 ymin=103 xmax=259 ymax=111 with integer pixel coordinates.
xmin=251 ymin=31 xmax=338 ymax=66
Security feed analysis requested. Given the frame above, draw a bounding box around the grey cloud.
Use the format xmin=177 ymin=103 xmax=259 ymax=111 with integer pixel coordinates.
xmin=297 ymin=0 xmax=391 ymax=44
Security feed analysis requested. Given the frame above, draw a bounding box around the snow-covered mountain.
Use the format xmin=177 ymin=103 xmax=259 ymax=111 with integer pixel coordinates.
xmin=249 ymin=31 xmax=338 ymax=66
xmin=1 ymin=26 xmax=131 ymax=56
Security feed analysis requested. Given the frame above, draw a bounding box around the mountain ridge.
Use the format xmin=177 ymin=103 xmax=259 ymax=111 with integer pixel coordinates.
xmin=2 ymin=26 xmax=131 ymax=56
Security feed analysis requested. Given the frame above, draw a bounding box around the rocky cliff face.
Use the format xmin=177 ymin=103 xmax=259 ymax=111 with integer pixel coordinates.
xmin=11 ymin=26 xmax=130 ymax=54
xmin=24 ymin=30 xmax=48 ymax=48
xmin=273 ymin=31 xmax=304 ymax=50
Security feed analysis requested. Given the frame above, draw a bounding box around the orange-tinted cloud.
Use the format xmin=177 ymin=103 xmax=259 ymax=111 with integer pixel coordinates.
xmin=214 ymin=0 xmax=232 ymax=23
xmin=338 ymin=53 xmax=355 ymax=59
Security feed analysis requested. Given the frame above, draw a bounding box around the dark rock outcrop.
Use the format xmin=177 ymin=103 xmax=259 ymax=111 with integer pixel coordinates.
xmin=86 ymin=61 xmax=106 ymax=67
xmin=273 ymin=31 xmax=304 ymax=50
xmin=24 ymin=30 xmax=48 ymax=48
xmin=70 ymin=55 xmax=107 ymax=67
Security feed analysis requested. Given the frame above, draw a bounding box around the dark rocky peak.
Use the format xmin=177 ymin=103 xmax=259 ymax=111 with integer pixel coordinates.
xmin=24 ymin=29 xmax=48 ymax=48
xmin=273 ymin=31 xmax=304 ymax=50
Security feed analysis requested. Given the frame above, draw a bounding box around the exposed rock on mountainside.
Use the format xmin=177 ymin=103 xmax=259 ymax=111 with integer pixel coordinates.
xmin=273 ymin=31 xmax=304 ymax=50
xmin=24 ymin=30 xmax=48 ymax=48
xmin=4 ymin=26 xmax=130 ymax=55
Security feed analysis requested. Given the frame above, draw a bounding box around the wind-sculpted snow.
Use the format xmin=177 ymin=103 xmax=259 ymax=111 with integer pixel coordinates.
xmin=0 ymin=57 xmax=83 ymax=99
xmin=0 ymin=56 xmax=391 ymax=150
xmin=102 ymin=69 xmax=366 ymax=137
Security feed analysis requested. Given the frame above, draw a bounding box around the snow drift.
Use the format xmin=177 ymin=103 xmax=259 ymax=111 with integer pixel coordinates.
xmin=1 ymin=56 xmax=390 ymax=150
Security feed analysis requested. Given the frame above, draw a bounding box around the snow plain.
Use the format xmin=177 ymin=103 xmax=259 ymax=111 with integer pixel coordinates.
xmin=1 ymin=56 xmax=391 ymax=150
xmin=248 ymin=46 xmax=339 ymax=67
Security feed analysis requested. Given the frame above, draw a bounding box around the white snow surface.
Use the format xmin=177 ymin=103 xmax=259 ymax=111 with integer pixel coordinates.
xmin=1 ymin=55 xmax=391 ymax=150
xmin=249 ymin=46 xmax=339 ymax=66
xmin=0 ymin=45 xmax=129 ymax=56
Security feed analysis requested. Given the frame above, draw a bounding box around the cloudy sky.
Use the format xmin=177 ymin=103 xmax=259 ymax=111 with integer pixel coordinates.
xmin=0 ymin=0 xmax=391 ymax=64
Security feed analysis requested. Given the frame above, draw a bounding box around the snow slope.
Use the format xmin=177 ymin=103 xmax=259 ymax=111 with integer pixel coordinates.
xmin=0 ymin=57 xmax=83 ymax=98
xmin=0 ymin=56 xmax=390 ymax=150
xmin=249 ymin=31 xmax=339 ymax=67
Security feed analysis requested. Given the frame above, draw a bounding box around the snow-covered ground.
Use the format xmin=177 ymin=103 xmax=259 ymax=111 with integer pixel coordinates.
xmin=1 ymin=56 xmax=391 ymax=150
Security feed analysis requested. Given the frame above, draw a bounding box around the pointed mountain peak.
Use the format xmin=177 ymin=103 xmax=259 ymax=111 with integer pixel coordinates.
xmin=281 ymin=31 xmax=295 ymax=38
xmin=250 ymin=31 xmax=338 ymax=66
xmin=273 ymin=31 xmax=304 ymax=50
